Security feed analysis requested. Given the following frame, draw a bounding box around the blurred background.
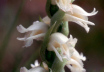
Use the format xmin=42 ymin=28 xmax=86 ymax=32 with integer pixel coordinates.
xmin=0 ymin=0 xmax=104 ymax=72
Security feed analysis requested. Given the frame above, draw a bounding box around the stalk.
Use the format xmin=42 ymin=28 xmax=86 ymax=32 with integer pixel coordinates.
xmin=62 ymin=21 xmax=69 ymax=36
xmin=51 ymin=57 xmax=67 ymax=72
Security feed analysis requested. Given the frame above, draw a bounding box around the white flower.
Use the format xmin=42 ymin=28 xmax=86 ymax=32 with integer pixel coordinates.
xmin=47 ymin=33 xmax=86 ymax=72
xmin=63 ymin=4 xmax=98 ymax=33
xmin=17 ymin=20 xmax=48 ymax=47
xmin=20 ymin=60 xmax=48 ymax=72
xmin=47 ymin=33 xmax=77 ymax=61
xmin=51 ymin=0 xmax=73 ymax=12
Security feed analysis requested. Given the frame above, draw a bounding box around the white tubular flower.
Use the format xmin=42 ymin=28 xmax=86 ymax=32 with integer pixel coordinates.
xmin=63 ymin=4 xmax=98 ymax=33
xmin=51 ymin=0 xmax=73 ymax=12
xmin=47 ymin=33 xmax=77 ymax=61
xmin=17 ymin=21 xmax=48 ymax=47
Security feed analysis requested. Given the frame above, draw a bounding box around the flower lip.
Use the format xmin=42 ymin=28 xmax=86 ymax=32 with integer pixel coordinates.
xmin=17 ymin=20 xmax=48 ymax=47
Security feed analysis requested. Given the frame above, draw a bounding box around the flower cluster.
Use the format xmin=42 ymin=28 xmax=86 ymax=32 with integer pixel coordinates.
xmin=17 ymin=16 xmax=50 ymax=47
xmin=17 ymin=0 xmax=98 ymax=72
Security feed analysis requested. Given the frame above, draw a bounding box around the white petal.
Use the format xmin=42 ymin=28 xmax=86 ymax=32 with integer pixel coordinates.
xmin=64 ymin=14 xmax=95 ymax=32
xmin=31 ymin=60 xmax=40 ymax=68
xmin=42 ymin=62 xmax=49 ymax=70
xmin=31 ymin=64 xmax=36 ymax=68
xmin=23 ymin=39 xmax=33 ymax=47
xmin=66 ymin=35 xmax=77 ymax=47
xmin=50 ymin=44 xmax=63 ymax=62
xmin=67 ymin=64 xmax=86 ymax=72
xmin=75 ymin=21 xmax=90 ymax=33
xmin=17 ymin=25 xmax=27 ymax=33
xmin=26 ymin=33 xmax=45 ymax=40
xmin=42 ymin=16 xmax=50 ymax=25
xmin=56 ymin=0 xmax=72 ymax=12
xmin=27 ymin=21 xmax=48 ymax=31
xmin=34 ymin=60 xmax=40 ymax=67
xmin=64 ymin=14 xmax=95 ymax=25
xmin=61 ymin=44 xmax=71 ymax=60
xmin=29 ymin=67 xmax=46 ymax=72
xmin=71 ymin=49 xmax=86 ymax=66
xmin=80 ymin=53 xmax=86 ymax=61
xmin=72 ymin=4 xmax=98 ymax=16
xmin=17 ymin=37 xmax=26 ymax=41
xmin=66 ymin=59 xmax=86 ymax=72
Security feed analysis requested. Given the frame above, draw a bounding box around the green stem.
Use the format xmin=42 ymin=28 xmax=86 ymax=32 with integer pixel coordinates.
xmin=62 ymin=21 xmax=69 ymax=36
xmin=51 ymin=9 xmax=65 ymax=26
xmin=51 ymin=57 xmax=67 ymax=72
xmin=40 ymin=10 xmax=65 ymax=66
xmin=40 ymin=23 xmax=56 ymax=66
xmin=52 ymin=20 xmax=62 ymax=33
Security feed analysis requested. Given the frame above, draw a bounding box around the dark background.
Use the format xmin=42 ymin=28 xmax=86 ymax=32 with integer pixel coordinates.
xmin=0 ymin=0 xmax=104 ymax=72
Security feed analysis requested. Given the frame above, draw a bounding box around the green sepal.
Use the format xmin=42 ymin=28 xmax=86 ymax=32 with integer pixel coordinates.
xmin=39 ymin=16 xmax=43 ymax=22
xmin=51 ymin=9 xmax=65 ymax=26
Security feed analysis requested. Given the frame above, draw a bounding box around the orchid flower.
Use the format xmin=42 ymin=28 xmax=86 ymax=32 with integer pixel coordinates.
xmin=17 ymin=17 xmax=49 ymax=47
xmin=63 ymin=4 xmax=98 ymax=33
xmin=48 ymin=33 xmax=77 ymax=61
xmin=51 ymin=0 xmax=98 ymax=32
xmin=20 ymin=60 xmax=48 ymax=72
xmin=47 ymin=33 xmax=86 ymax=72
